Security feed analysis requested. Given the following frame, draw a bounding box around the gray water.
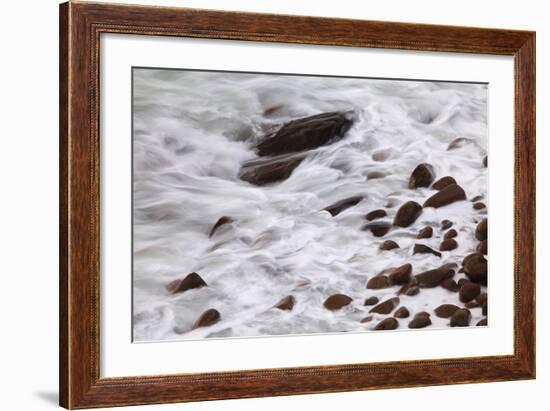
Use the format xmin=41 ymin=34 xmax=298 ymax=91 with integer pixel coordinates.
xmin=132 ymin=68 xmax=488 ymax=342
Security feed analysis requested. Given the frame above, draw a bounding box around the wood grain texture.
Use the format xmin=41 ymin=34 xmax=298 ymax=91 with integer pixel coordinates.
xmin=59 ymin=1 xmax=536 ymax=408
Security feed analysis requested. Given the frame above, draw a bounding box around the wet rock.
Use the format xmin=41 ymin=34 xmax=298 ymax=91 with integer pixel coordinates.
xmin=324 ymin=294 xmax=353 ymax=310
xmin=447 ymin=137 xmax=475 ymax=151
xmin=473 ymin=202 xmax=486 ymax=210
xmin=192 ymin=308 xmax=221 ymax=329
xmin=360 ymin=315 xmax=374 ymax=323
xmin=369 ymin=297 xmax=400 ymax=315
xmin=450 ymin=308 xmax=472 ymax=327
xmin=471 ymin=195 xmax=484 ymax=202
xmin=362 ymin=221 xmax=391 ymax=237
xmin=256 ymin=111 xmax=354 ymax=156
xmin=459 ymin=281 xmax=481 ymax=303
xmin=387 ymin=263 xmax=413 ymax=285
xmin=423 ymin=184 xmax=467 ymax=208
xmin=379 ymin=240 xmax=399 ymax=251
xmin=239 ymin=154 xmax=305 ymax=185
xmin=441 ymin=278 xmax=459 ymax=292
xmin=364 ymin=296 xmax=379 ymax=306
xmin=367 ymin=171 xmax=387 ymax=180
xmin=372 ymin=148 xmax=394 ymax=162
xmin=441 ymin=220 xmax=453 ymax=230
xmin=413 ymin=244 xmax=442 ymax=257
xmin=462 ymin=253 xmax=488 ymax=284
xmin=374 ymin=317 xmax=399 ymax=330
xmin=417 ymin=226 xmax=433 ymax=239
xmin=476 ymin=292 xmax=488 ymax=307
xmin=394 ymin=306 xmax=410 ymax=318
xmin=167 ymin=272 xmax=207 ymax=294
xmin=477 ymin=318 xmax=488 ymax=326
xmin=274 ymin=295 xmax=295 ymax=311
xmin=435 ymin=304 xmax=460 ymax=318
xmin=409 ymin=163 xmax=435 ymax=188
xmin=483 ymin=155 xmax=488 ymax=167
xmin=366 ymin=275 xmax=390 ymax=290
xmin=476 ymin=219 xmax=488 ymax=241
xmin=405 ymin=285 xmax=420 ymax=296
xmin=464 ymin=301 xmax=480 ymax=309
xmin=477 ymin=240 xmax=488 ymax=255
xmin=444 ymin=229 xmax=458 ymax=239
xmin=457 ymin=278 xmax=469 ymax=287
xmin=482 ymin=303 xmax=488 ymax=316
xmin=208 ymin=216 xmax=233 ymax=237
xmin=440 ymin=238 xmax=458 ymax=251
xmin=324 ymin=196 xmax=364 ymax=216
xmin=366 ymin=209 xmax=387 ymax=221
xmin=408 ymin=312 xmax=432 ymax=329
xmin=432 ymin=176 xmax=457 ymax=190
xmin=415 ymin=263 xmax=456 ymax=288
xmin=393 ymin=201 xmax=422 ymax=227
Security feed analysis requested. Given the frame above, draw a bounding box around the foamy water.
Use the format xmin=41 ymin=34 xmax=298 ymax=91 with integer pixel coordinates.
xmin=132 ymin=68 xmax=488 ymax=342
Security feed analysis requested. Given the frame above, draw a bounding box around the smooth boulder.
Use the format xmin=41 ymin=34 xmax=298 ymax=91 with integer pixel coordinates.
xmin=432 ymin=176 xmax=457 ymax=190
xmin=440 ymin=238 xmax=458 ymax=251
xmin=423 ymin=184 xmax=466 ymax=208
xmin=369 ymin=297 xmax=400 ymax=315
xmin=408 ymin=312 xmax=432 ymax=329
xmin=362 ymin=221 xmax=391 ymax=237
xmin=413 ymin=244 xmax=442 ymax=257
xmin=415 ymin=263 xmax=456 ymax=288
xmin=167 ymin=272 xmax=207 ymax=294
xmin=323 ymin=294 xmax=353 ymax=310
xmin=379 ymin=240 xmax=399 ymax=251
xmin=417 ymin=226 xmax=433 ymax=239
xmin=274 ymin=295 xmax=295 ymax=311
xmin=476 ymin=219 xmax=488 ymax=241
xmin=324 ymin=196 xmax=363 ymax=216
xmin=366 ymin=209 xmax=387 ymax=221
xmin=434 ymin=304 xmax=460 ymax=318
xmin=374 ymin=317 xmax=399 ymax=331
xmin=192 ymin=309 xmax=221 ymax=329
xmin=393 ymin=201 xmax=422 ymax=227
xmin=409 ymin=163 xmax=435 ymax=188
xmin=462 ymin=252 xmax=488 ymax=284
xmin=209 ymin=216 xmax=233 ymax=237
xmin=239 ymin=154 xmax=305 ymax=186
xmin=450 ymin=308 xmax=472 ymax=327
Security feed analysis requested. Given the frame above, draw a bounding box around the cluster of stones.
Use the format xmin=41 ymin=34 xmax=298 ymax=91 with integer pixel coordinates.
xmin=166 ymin=112 xmax=488 ymax=333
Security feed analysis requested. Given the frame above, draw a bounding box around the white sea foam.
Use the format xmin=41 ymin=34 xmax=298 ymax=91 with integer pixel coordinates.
xmin=132 ymin=69 xmax=488 ymax=342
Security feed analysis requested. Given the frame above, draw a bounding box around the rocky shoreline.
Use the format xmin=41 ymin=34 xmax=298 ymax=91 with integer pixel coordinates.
xmin=167 ymin=111 xmax=488 ymax=334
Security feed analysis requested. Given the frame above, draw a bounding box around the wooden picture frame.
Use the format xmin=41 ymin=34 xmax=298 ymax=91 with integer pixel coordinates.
xmin=59 ymin=1 xmax=535 ymax=408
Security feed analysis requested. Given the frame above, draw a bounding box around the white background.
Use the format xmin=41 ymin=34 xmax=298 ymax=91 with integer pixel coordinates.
xmin=0 ymin=0 xmax=546 ymax=410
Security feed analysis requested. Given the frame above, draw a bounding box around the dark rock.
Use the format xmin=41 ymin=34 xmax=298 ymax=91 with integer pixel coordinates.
xmin=369 ymin=297 xmax=400 ymax=315
xmin=192 ymin=308 xmax=221 ymax=329
xmin=167 ymin=272 xmax=207 ymax=294
xmin=379 ymin=240 xmax=399 ymax=251
xmin=482 ymin=303 xmax=488 ymax=316
xmin=394 ymin=306 xmax=410 ymax=318
xmin=444 ymin=229 xmax=458 ymax=239
xmin=409 ymin=163 xmax=435 ymax=188
xmin=440 ymin=238 xmax=458 ymax=251
xmin=240 ymin=154 xmax=305 ymax=185
xmin=405 ymin=285 xmax=420 ymax=296
xmin=415 ymin=263 xmax=456 ymax=288
xmin=450 ymin=308 xmax=472 ymax=327
xmin=447 ymin=137 xmax=475 ymax=150
xmin=417 ymin=226 xmax=433 ymax=239
xmin=360 ymin=315 xmax=374 ymax=323
xmin=324 ymin=196 xmax=364 ymax=216
xmin=432 ymin=176 xmax=457 ymax=190
xmin=477 ymin=318 xmax=488 ymax=326
xmin=366 ymin=209 xmax=387 ymax=221
xmin=441 ymin=220 xmax=453 ymax=230
xmin=423 ymin=184 xmax=467 ymax=208
xmin=441 ymin=278 xmax=459 ymax=292
xmin=471 ymin=195 xmax=484 ymax=202
xmin=362 ymin=221 xmax=391 ymax=237
xmin=274 ymin=295 xmax=295 ymax=311
xmin=457 ymin=278 xmax=469 ymax=287
xmin=464 ymin=301 xmax=480 ymax=309
xmin=387 ymin=263 xmax=413 ymax=285
xmin=256 ymin=111 xmax=354 ymax=156
xmin=413 ymin=244 xmax=442 ymax=257
xmin=374 ymin=317 xmax=399 ymax=330
xmin=393 ymin=201 xmax=422 ymax=227
xmin=323 ymin=294 xmax=353 ymax=310
xmin=483 ymin=155 xmax=488 ymax=167
xmin=476 ymin=219 xmax=488 ymax=241
xmin=367 ymin=171 xmax=387 ymax=180
xmin=408 ymin=312 xmax=432 ymax=329
xmin=477 ymin=240 xmax=488 ymax=255
xmin=459 ymin=281 xmax=481 ymax=303
xmin=366 ymin=275 xmax=390 ymax=290
xmin=364 ymin=296 xmax=380 ymax=306
xmin=435 ymin=304 xmax=460 ymax=318
xmin=473 ymin=202 xmax=486 ymax=210
xmin=476 ymin=292 xmax=488 ymax=307
xmin=209 ymin=216 xmax=234 ymax=237
xmin=462 ymin=253 xmax=488 ymax=283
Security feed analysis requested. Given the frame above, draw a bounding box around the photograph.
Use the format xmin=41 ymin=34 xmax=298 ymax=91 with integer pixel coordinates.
xmin=132 ymin=68 xmax=489 ymax=342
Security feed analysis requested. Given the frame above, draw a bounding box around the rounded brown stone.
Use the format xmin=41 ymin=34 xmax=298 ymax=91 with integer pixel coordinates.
xmin=415 ymin=263 xmax=457 ymax=288
xmin=477 ymin=318 xmax=488 ymax=326
xmin=364 ymin=296 xmax=379 ymax=306
xmin=417 ymin=226 xmax=433 ymax=239
xmin=450 ymin=308 xmax=472 ymax=327
xmin=388 ymin=264 xmax=413 ymax=285
xmin=476 ymin=219 xmax=488 ymax=241
xmin=408 ymin=313 xmax=432 ymax=329
xmin=423 ymin=184 xmax=467 ymax=208
xmin=473 ymin=202 xmax=486 ymax=210
xmin=444 ymin=229 xmax=458 ymax=239
xmin=192 ymin=309 xmax=221 ymax=329
xmin=274 ymin=295 xmax=295 ymax=311
xmin=440 ymin=238 xmax=458 ymax=251
xmin=362 ymin=221 xmax=392 ymax=237
xmin=441 ymin=220 xmax=453 ymax=230
xmin=432 ymin=176 xmax=457 ymax=191
xmin=374 ymin=317 xmax=399 ymax=330
xmin=405 ymin=285 xmax=420 ymax=296
xmin=393 ymin=201 xmax=422 ymax=227
xmin=441 ymin=278 xmax=459 ymax=292
xmin=409 ymin=163 xmax=435 ymax=189
xmin=379 ymin=240 xmax=399 ymax=251
xmin=324 ymin=196 xmax=364 ymax=217
xmin=366 ymin=209 xmax=387 ymax=221
xmin=209 ymin=216 xmax=234 ymax=237
xmin=413 ymin=244 xmax=442 ymax=257
xmin=462 ymin=253 xmax=488 ymax=284
xmin=167 ymin=272 xmax=208 ymax=294
xmin=369 ymin=297 xmax=400 ymax=315
xmin=477 ymin=240 xmax=488 ymax=255
xmin=360 ymin=315 xmax=374 ymax=323
xmin=459 ymin=281 xmax=481 ymax=303
xmin=435 ymin=304 xmax=460 ymax=318
xmin=394 ymin=306 xmax=410 ymax=318
xmin=323 ymin=294 xmax=353 ymax=310
xmin=366 ymin=275 xmax=390 ymax=290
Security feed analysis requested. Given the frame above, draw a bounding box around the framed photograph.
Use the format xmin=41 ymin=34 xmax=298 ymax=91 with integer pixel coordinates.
xmin=59 ymin=1 xmax=535 ymax=408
